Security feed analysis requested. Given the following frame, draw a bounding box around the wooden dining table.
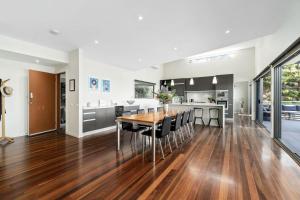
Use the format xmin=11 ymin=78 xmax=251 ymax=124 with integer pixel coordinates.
xmin=116 ymin=110 xmax=178 ymax=163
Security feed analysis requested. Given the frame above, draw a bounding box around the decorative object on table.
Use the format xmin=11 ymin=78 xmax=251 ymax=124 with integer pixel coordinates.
xmin=89 ymin=77 xmax=99 ymax=90
xmin=69 ymin=79 xmax=75 ymax=91
xmin=102 ymin=79 xmax=110 ymax=93
xmin=155 ymin=89 xmax=176 ymax=112
xmin=208 ymin=96 xmax=216 ymax=103
xmin=126 ymin=100 xmax=135 ymax=105
xmin=0 ymin=79 xmax=14 ymax=144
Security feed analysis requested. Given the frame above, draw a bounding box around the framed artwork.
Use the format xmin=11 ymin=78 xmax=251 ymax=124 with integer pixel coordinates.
xmin=69 ymin=79 xmax=75 ymax=91
xmin=89 ymin=77 xmax=99 ymax=90
xmin=102 ymin=79 xmax=110 ymax=93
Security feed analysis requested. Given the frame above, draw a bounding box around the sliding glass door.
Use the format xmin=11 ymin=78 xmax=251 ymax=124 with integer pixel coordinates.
xmin=276 ymin=53 xmax=300 ymax=155
xmin=256 ymin=71 xmax=272 ymax=133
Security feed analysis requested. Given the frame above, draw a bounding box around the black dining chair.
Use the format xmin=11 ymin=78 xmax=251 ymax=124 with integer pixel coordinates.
xmin=187 ymin=109 xmax=195 ymax=135
xmin=137 ymin=109 xmax=145 ymax=114
xmin=141 ymin=116 xmax=172 ymax=159
xmin=170 ymin=112 xmax=183 ymax=147
xmin=148 ymin=108 xmax=155 ymax=113
xmin=180 ymin=111 xmax=191 ymax=140
xmin=157 ymin=107 xmax=164 ymax=112
xmin=122 ymin=111 xmax=146 ymax=146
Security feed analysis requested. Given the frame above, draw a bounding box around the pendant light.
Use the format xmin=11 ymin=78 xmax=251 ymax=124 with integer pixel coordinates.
xmin=164 ymin=81 xmax=167 ymax=86
xmin=212 ymin=76 xmax=218 ymax=84
xmin=171 ymin=80 xmax=175 ymax=86
xmin=189 ymin=78 xmax=194 ymax=85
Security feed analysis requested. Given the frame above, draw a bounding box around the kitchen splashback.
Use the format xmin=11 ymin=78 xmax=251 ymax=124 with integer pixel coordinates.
xmin=186 ymin=91 xmax=216 ymax=103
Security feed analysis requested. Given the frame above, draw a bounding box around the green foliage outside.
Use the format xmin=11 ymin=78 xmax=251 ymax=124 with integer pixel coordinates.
xmin=155 ymin=90 xmax=176 ymax=104
xmin=263 ymin=62 xmax=300 ymax=105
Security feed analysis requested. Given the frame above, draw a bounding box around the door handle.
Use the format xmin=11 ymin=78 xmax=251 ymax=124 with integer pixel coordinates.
xmin=30 ymin=92 xmax=34 ymax=104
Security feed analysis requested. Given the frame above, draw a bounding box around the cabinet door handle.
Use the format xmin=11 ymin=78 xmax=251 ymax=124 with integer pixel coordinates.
xmin=83 ymin=112 xmax=96 ymax=115
xmin=83 ymin=119 xmax=96 ymax=122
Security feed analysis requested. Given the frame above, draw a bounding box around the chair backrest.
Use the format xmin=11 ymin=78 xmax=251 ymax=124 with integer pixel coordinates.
xmin=157 ymin=116 xmax=172 ymax=137
xmin=188 ymin=109 xmax=194 ymax=123
xmin=148 ymin=108 xmax=155 ymax=113
xmin=122 ymin=111 xmax=132 ymax=129
xmin=131 ymin=110 xmax=138 ymax=115
xmin=181 ymin=111 xmax=189 ymax=125
xmin=157 ymin=107 xmax=163 ymax=112
xmin=174 ymin=113 xmax=182 ymax=130
xmin=209 ymin=108 xmax=219 ymax=118
xmin=194 ymin=107 xmax=203 ymax=117
xmin=137 ymin=109 xmax=145 ymax=114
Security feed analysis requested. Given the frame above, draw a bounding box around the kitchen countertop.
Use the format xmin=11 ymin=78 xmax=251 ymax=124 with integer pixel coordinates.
xmin=83 ymin=104 xmax=139 ymax=110
xmin=171 ymin=103 xmax=224 ymax=108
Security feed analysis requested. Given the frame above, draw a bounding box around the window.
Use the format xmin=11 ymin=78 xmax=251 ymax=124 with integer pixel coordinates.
xmin=134 ymin=80 xmax=155 ymax=99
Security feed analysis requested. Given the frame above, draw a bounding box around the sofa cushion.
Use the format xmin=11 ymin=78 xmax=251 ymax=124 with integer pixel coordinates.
xmin=297 ymin=105 xmax=300 ymax=111
xmin=282 ymin=105 xmax=297 ymax=111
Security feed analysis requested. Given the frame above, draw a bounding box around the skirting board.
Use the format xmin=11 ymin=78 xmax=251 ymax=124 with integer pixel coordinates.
xmin=83 ymin=126 xmax=116 ymax=137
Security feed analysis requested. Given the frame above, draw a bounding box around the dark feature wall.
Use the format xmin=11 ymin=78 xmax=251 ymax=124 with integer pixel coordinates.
xmin=160 ymin=74 xmax=234 ymax=118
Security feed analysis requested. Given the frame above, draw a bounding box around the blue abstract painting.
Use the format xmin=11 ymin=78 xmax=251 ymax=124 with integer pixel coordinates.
xmin=102 ymin=79 xmax=110 ymax=93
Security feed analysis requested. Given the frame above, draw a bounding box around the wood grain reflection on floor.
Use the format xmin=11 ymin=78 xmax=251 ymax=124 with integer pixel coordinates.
xmin=1 ymin=116 xmax=300 ymax=199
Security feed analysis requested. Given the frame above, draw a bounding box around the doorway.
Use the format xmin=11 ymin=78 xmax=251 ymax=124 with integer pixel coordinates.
xmin=57 ymin=73 xmax=66 ymax=133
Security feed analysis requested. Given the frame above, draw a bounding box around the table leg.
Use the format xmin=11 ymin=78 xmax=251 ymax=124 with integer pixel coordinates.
xmin=152 ymin=123 xmax=156 ymax=163
xmin=117 ymin=121 xmax=120 ymax=150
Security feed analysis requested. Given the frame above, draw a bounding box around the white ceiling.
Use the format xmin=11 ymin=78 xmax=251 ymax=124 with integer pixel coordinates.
xmin=0 ymin=0 xmax=292 ymax=70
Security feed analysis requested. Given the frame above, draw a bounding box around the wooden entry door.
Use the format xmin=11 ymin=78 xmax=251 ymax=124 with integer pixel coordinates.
xmin=29 ymin=70 xmax=56 ymax=135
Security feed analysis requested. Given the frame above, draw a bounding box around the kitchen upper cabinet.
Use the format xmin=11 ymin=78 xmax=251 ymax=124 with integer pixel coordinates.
xmin=216 ymin=74 xmax=233 ymax=90
xmin=185 ymin=77 xmax=214 ymax=91
xmin=171 ymin=79 xmax=185 ymax=96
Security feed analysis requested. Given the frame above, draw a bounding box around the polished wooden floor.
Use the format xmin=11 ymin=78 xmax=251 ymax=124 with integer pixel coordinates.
xmin=1 ymin=116 xmax=300 ymax=199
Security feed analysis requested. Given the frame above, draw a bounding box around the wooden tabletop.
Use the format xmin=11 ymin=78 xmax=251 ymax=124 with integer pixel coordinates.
xmin=116 ymin=110 xmax=178 ymax=124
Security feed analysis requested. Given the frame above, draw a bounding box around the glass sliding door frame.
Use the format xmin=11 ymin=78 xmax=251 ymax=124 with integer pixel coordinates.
xmin=272 ymin=38 xmax=300 ymax=160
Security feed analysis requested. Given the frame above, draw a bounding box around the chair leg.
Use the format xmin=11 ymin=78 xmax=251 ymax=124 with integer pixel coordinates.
xmin=186 ymin=124 xmax=192 ymax=137
xmin=208 ymin=119 xmax=211 ymax=126
xmin=173 ymin=131 xmax=178 ymax=148
xmin=180 ymin=127 xmax=185 ymax=140
xmin=159 ymin=139 xmax=165 ymax=159
xmin=130 ymin=132 xmax=134 ymax=143
xmin=177 ymin=130 xmax=183 ymax=144
xmin=142 ymin=135 xmax=145 ymax=156
xmin=167 ymin=135 xmax=172 ymax=153
xmin=201 ymin=118 xmax=205 ymax=126
xmin=217 ymin=119 xmax=220 ymax=127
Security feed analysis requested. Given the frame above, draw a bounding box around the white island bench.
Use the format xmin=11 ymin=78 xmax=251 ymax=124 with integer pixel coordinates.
xmin=170 ymin=103 xmax=225 ymax=127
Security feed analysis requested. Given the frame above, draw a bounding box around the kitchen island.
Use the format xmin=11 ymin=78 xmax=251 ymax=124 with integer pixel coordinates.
xmin=170 ymin=103 xmax=225 ymax=127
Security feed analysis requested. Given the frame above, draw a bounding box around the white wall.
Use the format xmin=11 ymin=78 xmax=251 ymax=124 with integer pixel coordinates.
xmin=162 ymin=48 xmax=255 ymax=83
xmin=254 ymin=0 xmax=300 ymax=75
xmin=0 ymin=58 xmax=56 ymax=137
xmin=81 ymin=57 xmax=163 ymax=109
xmin=234 ymin=81 xmax=249 ymax=114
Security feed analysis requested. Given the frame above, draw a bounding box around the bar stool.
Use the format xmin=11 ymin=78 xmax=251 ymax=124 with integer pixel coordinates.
xmin=194 ymin=108 xmax=205 ymax=126
xmin=208 ymin=108 xmax=220 ymax=127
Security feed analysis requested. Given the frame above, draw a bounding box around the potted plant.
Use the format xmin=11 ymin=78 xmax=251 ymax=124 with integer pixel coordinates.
xmin=155 ymin=89 xmax=176 ymax=112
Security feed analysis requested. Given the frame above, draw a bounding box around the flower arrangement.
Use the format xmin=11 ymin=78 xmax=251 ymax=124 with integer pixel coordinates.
xmin=154 ymin=89 xmax=176 ymax=104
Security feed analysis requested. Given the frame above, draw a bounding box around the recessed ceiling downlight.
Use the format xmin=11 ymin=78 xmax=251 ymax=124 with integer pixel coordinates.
xmin=35 ymin=59 xmax=40 ymax=64
xmin=225 ymin=30 xmax=230 ymax=34
xmin=49 ymin=29 xmax=60 ymax=35
xmin=138 ymin=15 xmax=144 ymax=21
xmin=94 ymin=40 xmax=99 ymax=44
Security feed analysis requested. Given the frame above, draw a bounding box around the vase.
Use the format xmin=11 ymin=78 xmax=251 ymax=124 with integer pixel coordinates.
xmin=163 ymin=104 xmax=169 ymax=113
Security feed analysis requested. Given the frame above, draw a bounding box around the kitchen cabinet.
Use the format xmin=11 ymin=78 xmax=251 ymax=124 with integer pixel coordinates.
xmin=185 ymin=77 xmax=215 ymax=91
xmin=171 ymin=78 xmax=185 ymax=96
